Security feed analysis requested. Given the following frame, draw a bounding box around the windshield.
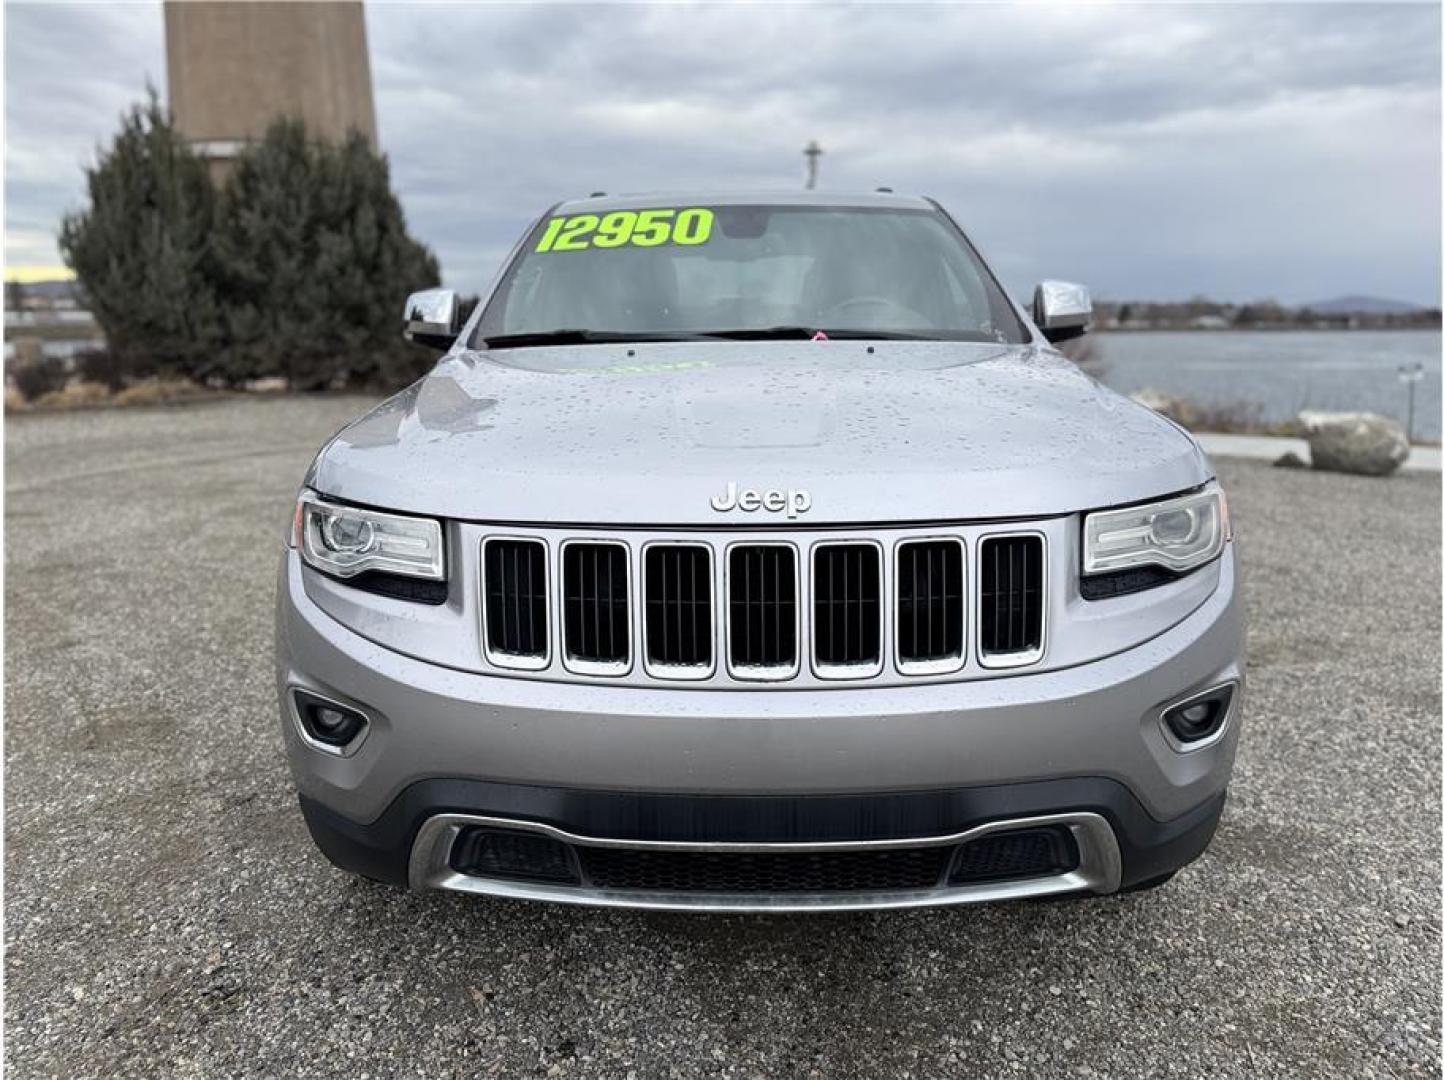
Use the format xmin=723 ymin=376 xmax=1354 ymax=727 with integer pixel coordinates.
xmin=472 ymin=204 xmax=1028 ymax=347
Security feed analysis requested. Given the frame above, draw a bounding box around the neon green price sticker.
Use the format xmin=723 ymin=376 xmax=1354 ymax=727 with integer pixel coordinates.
xmin=535 ymin=208 xmax=714 ymax=252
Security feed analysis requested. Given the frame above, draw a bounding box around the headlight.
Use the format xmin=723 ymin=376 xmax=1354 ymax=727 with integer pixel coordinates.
xmin=295 ymin=491 xmax=444 ymax=581
xmin=1083 ymin=484 xmax=1228 ymax=577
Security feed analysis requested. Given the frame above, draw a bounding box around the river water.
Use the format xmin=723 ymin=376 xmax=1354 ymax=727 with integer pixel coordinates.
xmin=1094 ymin=330 xmax=1442 ymax=439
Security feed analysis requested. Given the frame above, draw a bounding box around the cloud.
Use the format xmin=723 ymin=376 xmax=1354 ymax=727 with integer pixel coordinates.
xmin=5 ymin=1 xmax=1439 ymax=304
xmin=4 ymin=3 xmax=166 ymax=230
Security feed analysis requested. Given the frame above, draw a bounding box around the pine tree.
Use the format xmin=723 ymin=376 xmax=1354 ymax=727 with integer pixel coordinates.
xmin=213 ymin=119 xmax=440 ymax=389
xmin=58 ymin=88 xmax=219 ymax=380
xmin=59 ymin=102 xmax=440 ymax=391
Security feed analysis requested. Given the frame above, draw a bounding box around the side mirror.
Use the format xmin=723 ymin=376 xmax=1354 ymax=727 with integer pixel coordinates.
xmin=403 ymin=288 xmax=459 ymax=350
xmin=1032 ymin=280 xmax=1092 ymax=344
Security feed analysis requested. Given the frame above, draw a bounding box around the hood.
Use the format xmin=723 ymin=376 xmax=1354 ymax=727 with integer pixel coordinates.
xmin=309 ymin=341 xmax=1210 ymax=525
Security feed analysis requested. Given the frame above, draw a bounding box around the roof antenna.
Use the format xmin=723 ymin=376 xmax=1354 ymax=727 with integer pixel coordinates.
xmin=803 ymin=141 xmax=823 ymax=189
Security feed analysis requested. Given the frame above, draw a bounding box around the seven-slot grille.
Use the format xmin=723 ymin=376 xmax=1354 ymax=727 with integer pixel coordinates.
xmin=978 ymin=534 xmax=1045 ymax=664
xmin=896 ymin=540 xmax=965 ymax=671
xmin=728 ymin=545 xmax=799 ymax=676
xmin=644 ymin=545 xmax=713 ymax=675
xmin=482 ymin=539 xmax=548 ymax=665
xmin=561 ymin=542 xmax=630 ymax=671
xmin=812 ymin=544 xmax=882 ymax=673
xmin=478 ymin=532 xmax=1049 ymax=681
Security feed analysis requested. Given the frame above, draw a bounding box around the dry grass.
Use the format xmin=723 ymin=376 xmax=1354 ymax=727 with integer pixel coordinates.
xmin=1180 ymin=401 xmax=1304 ymax=438
xmin=31 ymin=380 xmax=115 ymax=410
xmin=4 ymin=377 xmax=227 ymax=414
xmin=1130 ymin=391 xmax=1304 ymax=437
xmin=111 ymin=378 xmax=222 ymax=407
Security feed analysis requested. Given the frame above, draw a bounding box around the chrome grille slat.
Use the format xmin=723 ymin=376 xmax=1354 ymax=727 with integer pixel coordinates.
xmin=728 ymin=544 xmax=798 ymax=678
xmin=897 ymin=539 xmax=964 ymax=673
xmin=813 ymin=542 xmax=882 ymax=675
xmin=644 ymin=544 xmax=713 ymax=677
xmin=482 ymin=538 xmax=549 ymax=669
xmin=561 ymin=541 xmax=630 ymax=674
xmin=978 ymin=533 xmax=1045 ymax=668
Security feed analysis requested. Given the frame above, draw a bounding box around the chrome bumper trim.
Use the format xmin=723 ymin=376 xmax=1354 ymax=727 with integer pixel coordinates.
xmin=407 ymin=810 xmax=1122 ymax=912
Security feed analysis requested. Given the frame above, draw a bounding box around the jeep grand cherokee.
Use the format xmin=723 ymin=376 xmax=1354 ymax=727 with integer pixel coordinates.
xmin=277 ymin=191 xmax=1243 ymax=911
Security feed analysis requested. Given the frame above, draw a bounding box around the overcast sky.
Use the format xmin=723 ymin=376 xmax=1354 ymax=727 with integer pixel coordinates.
xmin=5 ymin=2 xmax=1440 ymax=305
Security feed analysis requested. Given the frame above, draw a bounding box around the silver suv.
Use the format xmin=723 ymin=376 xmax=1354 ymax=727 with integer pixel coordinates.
xmin=277 ymin=192 xmax=1243 ymax=911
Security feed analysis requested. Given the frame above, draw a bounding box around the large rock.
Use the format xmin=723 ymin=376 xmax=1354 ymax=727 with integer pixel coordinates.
xmin=1300 ymin=411 xmax=1410 ymax=476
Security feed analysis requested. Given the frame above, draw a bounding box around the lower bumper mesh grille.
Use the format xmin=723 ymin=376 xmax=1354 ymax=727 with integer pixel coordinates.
xmin=579 ymin=846 xmax=952 ymax=893
xmin=450 ymin=828 xmax=579 ymax=884
xmin=446 ymin=827 xmax=1079 ymax=894
xmin=948 ymin=827 xmax=1078 ymax=884
xmin=419 ymin=817 xmax=1107 ymax=906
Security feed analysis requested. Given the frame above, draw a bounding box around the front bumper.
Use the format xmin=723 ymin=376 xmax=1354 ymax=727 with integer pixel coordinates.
xmin=277 ymin=547 xmax=1243 ymax=909
xmin=298 ymin=777 xmax=1226 ymax=911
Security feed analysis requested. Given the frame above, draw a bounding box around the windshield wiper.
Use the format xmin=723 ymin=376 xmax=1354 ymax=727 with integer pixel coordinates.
xmin=694 ymin=326 xmax=946 ymax=341
xmin=481 ymin=326 xmax=956 ymax=349
xmin=481 ymin=329 xmax=720 ymax=349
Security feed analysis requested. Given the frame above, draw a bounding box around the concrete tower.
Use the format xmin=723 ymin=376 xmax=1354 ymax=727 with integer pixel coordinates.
xmin=164 ymin=1 xmax=377 ymax=180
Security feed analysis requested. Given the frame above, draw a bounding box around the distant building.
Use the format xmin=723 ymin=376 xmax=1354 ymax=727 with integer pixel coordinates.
xmin=1190 ymin=315 xmax=1230 ymax=330
xmin=164 ymin=1 xmax=377 ymax=181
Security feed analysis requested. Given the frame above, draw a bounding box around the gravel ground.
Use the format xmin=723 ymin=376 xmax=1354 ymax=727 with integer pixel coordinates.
xmin=5 ymin=396 xmax=1440 ymax=1078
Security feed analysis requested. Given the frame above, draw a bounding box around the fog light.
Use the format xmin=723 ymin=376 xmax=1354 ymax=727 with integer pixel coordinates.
xmin=291 ymin=689 xmax=370 ymax=753
xmin=1161 ymin=683 xmax=1235 ymax=749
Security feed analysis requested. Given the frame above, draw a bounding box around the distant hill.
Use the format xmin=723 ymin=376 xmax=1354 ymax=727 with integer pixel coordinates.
xmin=1306 ymin=295 xmax=1424 ymax=316
xmin=16 ymin=280 xmax=79 ymax=302
xmin=4 ymin=279 xmax=79 ymax=306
